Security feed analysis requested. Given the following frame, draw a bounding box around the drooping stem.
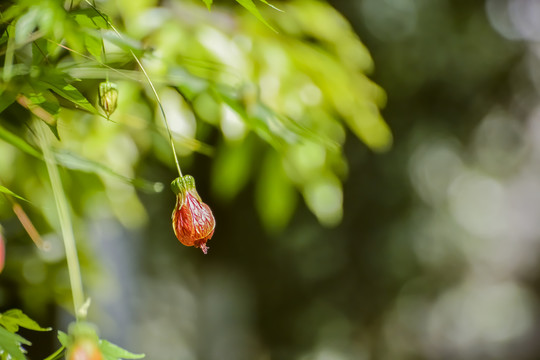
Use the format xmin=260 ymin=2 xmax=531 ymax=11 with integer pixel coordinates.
xmin=36 ymin=121 xmax=85 ymax=320
xmin=130 ymin=52 xmax=183 ymax=177
xmin=85 ymin=0 xmax=183 ymax=177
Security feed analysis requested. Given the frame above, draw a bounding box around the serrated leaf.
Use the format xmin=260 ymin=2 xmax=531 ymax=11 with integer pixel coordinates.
xmin=201 ymin=0 xmax=212 ymax=10
xmin=0 ymin=186 xmax=28 ymax=202
xmin=0 ymin=326 xmax=30 ymax=360
xmin=0 ymin=309 xmax=51 ymax=333
xmin=99 ymin=340 xmax=144 ymax=360
xmin=235 ymin=0 xmax=276 ymax=32
xmin=0 ymin=123 xmax=42 ymax=159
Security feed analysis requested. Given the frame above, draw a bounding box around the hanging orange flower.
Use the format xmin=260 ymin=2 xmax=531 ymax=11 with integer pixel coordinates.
xmin=171 ymin=175 xmax=215 ymax=254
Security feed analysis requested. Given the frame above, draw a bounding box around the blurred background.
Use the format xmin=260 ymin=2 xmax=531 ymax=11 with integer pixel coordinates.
xmin=2 ymin=0 xmax=540 ymax=359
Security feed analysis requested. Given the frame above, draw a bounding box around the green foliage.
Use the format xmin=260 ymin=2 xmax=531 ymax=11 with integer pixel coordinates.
xmin=0 ymin=0 xmax=388 ymax=355
xmin=0 ymin=0 xmax=388 ymax=232
xmin=0 ymin=309 xmax=51 ymax=360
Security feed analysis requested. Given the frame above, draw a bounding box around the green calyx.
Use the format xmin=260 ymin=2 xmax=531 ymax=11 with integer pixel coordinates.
xmin=171 ymin=175 xmax=198 ymax=198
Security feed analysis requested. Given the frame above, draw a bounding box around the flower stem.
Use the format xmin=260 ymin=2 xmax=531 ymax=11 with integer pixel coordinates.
xmin=36 ymin=121 xmax=86 ymax=321
xmin=85 ymin=0 xmax=183 ymax=178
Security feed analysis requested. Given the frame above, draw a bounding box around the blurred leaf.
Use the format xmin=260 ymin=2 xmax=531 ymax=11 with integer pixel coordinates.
xmin=256 ymin=151 xmax=297 ymax=231
xmin=0 ymin=326 xmax=30 ymax=360
xmin=0 ymin=309 xmax=51 ymax=333
xmin=303 ymin=174 xmax=343 ymax=227
xmin=53 ymin=149 xmax=164 ymax=193
xmin=212 ymin=138 xmax=255 ymax=201
xmin=14 ymin=6 xmax=39 ymax=46
xmin=0 ymin=186 xmax=28 ymax=202
xmin=201 ymin=0 xmax=213 ymax=10
xmin=235 ymin=0 xmax=276 ymax=32
xmin=70 ymin=9 xmax=109 ymax=30
xmin=99 ymin=339 xmax=145 ymax=360
xmin=32 ymin=39 xmax=48 ymax=66
xmin=84 ymin=32 xmax=103 ymax=60
xmin=0 ymin=123 xmax=42 ymax=159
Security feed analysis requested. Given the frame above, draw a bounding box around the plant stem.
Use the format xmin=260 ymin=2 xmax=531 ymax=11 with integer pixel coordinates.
xmin=36 ymin=122 xmax=85 ymax=321
xmin=129 ymin=52 xmax=183 ymax=177
xmin=85 ymin=0 xmax=183 ymax=177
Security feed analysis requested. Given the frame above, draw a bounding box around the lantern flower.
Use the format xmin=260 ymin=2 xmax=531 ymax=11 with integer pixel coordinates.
xmin=171 ymin=175 xmax=215 ymax=254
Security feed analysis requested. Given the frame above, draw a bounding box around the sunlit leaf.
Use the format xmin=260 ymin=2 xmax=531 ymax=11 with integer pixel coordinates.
xmin=0 ymin=309 xmax=51 ymax=333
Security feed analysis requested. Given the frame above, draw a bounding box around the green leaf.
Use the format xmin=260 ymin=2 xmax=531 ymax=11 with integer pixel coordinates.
xmin=0 ymin=186 xmax=28 ymax=202
xmin=39 ymin=73 xmax=98 ymax=114
xmin=234 ymin=0 xmax=276 ymax=32
xmin=84 ymin=32 xmax=103 ymax=60
xmin=70 ymin=8 xmax=109 ymax=30
xmin=0 ymin=326 xmax=30 ymax=360
xmin=201 ymin=0 xmax=213 ymax=10
xmin=0 ymin=309 xmax=51 ymax=333
xmin=0 ymin=123 xmax=42 ymax=159
xmin=99 ymin=340 xmax=145 ymax=360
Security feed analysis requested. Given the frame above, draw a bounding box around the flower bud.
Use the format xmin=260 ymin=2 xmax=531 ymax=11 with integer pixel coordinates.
xmin=67 ymin=339 xmax=103 ymax=360
xmin=171 ymin=175 xmax=215 ymax=254
xmin=98 ymin=81 xmax=118 ymax=117
xmin=66 ymin=322 xmax=103 ymax=360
